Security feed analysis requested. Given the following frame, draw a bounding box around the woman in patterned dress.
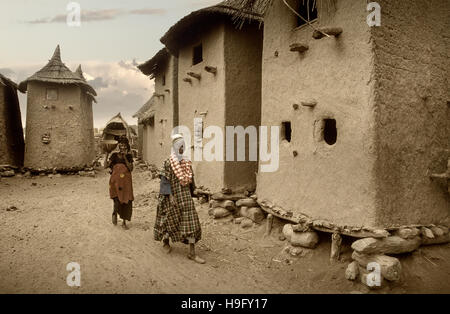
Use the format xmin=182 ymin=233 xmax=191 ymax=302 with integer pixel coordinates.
xmin=154 ymin=134 xmax=205 ymax=264
xmin=108 ymin=136 xmax=134 ymax=230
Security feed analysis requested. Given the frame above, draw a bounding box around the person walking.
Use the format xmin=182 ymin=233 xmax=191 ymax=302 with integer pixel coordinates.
xmin=154 ymin=134 xmax=205 ymax=264
xmin=108 ymin=136 xmax=134 ymax=230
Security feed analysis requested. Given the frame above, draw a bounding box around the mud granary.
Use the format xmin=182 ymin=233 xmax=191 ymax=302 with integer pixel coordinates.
xmin=0 ymin=73 xmax=25 ymax=167
xmin=160 ymin=0 xmax=264 ymax=193
xmin=19 ymin=45 xmax=97 ymax=171
xmin=135 ymin=48 xmax=178 ymax=168
xmin=234 ymin=0 xmax=449 ymax=229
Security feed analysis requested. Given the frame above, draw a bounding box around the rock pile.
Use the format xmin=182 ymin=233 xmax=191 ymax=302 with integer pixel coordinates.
xmin=208 ymin=189 xmax=266 ymax=228
xmin=282 ymin=224 xmax=319 ymax=249
xmin=0 ymin=165 xmax=17 ymax=177
xmin=346 ymin=225 xmax=449 ymax=289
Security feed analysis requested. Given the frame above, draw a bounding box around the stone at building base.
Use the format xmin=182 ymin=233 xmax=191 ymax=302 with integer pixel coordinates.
xmin=421 ymin=233 xmax=450 ymax=246
xmin=240 ymin=217 xmax=253 ymax=229
xmin=345 ymin=261 xmax=359 ymax=280
xmin=239 ymin=206 xmax=265 ymax=223
xmin=290 ymin=231 xmax=319 ymax=249
xmin=352 ymin=252 xmax=402 ymax=282
xmin=1 ymin=170 xmax=15 ymax=177
xmin=395 ymin=227 xmax=421 ymax=239
xmin=210 ymin=207 xmax=231 ymax=219
xmin=236 ymin=198 xmax=257 ymax=208
xmin=209 ymin=200 xmax=236 ymax=212
xmin=351 ymin=236 xmax=421 ymax=255
xmin=212 ymin=192 xmax=246 ymax=201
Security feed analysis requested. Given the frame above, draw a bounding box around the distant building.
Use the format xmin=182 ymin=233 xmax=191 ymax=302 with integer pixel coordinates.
xmin=161 ymin=0 xmax=264 ymax=193
xmin=19 ymin=45 xmax=97 ymax=171
xmin=135 ymin=48 xmax=178 ymax=167
xmin=235 ymin=0 xmax=449 ymax=228
xmin=0 ymin=73 xmax=25 ymax=167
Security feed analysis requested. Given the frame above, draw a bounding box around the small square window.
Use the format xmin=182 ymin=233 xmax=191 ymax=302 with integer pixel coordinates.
xmin=281 ymin=121 xmax=292 ymax=143
xmin=297 ymin=0 xmax=318 ymax=27
xmin=46 ymin=88 xmax=58 ymax=100
xmin=193 ymin=44 xmax=203 ymax=65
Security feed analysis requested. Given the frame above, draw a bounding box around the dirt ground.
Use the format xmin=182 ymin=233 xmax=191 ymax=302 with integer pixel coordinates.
xmin=1 ymin=167 xmax=449 ymax=294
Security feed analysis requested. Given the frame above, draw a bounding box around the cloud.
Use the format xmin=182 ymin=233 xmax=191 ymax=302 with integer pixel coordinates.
xmin=129 ymin=8 xmax=167 ymax=15
xmin=88 ymin=77 xmax=109 ymax=90
xmin=118 ymin=59 xmax=140 ymax=72
xmin=27 ymin=8 xmax=166 ymax=24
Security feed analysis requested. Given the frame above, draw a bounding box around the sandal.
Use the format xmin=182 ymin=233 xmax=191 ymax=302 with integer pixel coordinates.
xmin=188 ymin=254 xmax=206 ymax=264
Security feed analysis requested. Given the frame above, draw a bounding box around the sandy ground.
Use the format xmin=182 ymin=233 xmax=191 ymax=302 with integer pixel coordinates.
xmin=0 ymin=167 xmax=449 ymax=294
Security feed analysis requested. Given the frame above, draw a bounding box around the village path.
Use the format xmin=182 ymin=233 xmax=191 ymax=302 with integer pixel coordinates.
xmin=1 ymin=168 xmax=449 ymax=294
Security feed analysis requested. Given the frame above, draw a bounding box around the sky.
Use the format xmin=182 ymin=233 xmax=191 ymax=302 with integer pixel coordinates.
xmin=0 ymin=0 xmax=221 ymax=128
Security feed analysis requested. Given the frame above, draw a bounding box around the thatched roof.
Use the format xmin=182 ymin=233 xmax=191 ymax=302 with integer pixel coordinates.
xmin=160 ymin=0 xmax=265 ymax=54
xmin=232 ymin=0 xmax=336 ymax=23
xmin=137 ymin=48 xmax=170 ymax=79
xmin=0 ymin=73 xmax=21 ymax=92
xmin=75 ymin=64 xmax=97 ymax=103
xmin=133 ymin=95 xmax=155 ymax=119
xmin=18 ymin=45 xmax=97 ymax=96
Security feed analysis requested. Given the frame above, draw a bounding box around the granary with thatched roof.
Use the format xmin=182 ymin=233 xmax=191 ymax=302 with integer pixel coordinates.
xmin=134 ymin=48 xmax=178 ymax=167
xmin=19 ymin=45 xmax=97 ymax=171
xmin=233 ymin=0 xmax=449 ymax=229
xmin=161 ymin=0 xmax=264 ymax=193
xmin=0 ymin=73 xmax=25 ymax=168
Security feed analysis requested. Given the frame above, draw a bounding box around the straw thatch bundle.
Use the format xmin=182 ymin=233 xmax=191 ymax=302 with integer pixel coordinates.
xmin=137 ymin=48 xmax=170 ymax=79
xmin=160 ymin=0 xmax=265 ymax=54
xmin=18 ymin=45 xmax=97 ymax=96
xmin=133 ymin=95 xmax=156 ymax=120
xmin=232 ymin=0 xmax=336 ymax=23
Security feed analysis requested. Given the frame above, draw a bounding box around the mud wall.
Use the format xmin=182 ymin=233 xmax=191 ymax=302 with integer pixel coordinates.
xmin=224 ymin=22 xmax=263 ymax=192
xmin=256 ymin=0 xmax=378 ymax=226
xmin=0 ymin=85 xmax=24 ymax=167
xmin=24 ymin=82 xmax=95 ymax=170
xmin=372 ymin=0 xmax=450 ymax=226
xmin=177 ymin=21 xmax=227 ymax=193
xmin=141 ymin=56 xmax=176 ymax=169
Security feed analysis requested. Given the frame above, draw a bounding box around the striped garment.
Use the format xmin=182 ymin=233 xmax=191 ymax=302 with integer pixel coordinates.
xmin=169 ymin=154 xmax=193 ymax=186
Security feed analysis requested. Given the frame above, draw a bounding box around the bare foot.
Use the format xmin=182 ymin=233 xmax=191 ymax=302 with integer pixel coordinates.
xmin=122 ymin=223 xmax=129 ymax=230
xmin=188 ymin=254 xmax=205 ymax=264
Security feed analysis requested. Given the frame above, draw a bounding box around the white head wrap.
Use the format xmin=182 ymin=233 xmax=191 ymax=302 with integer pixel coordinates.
xmin=171 ymin=134 xmax=186 ymax=161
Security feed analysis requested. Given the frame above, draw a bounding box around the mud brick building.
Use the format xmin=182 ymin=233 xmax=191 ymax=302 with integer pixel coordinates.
xmin=19 ymin=45 xmax=97 ymax=171
xmin=0 ymin=73 xmax=25 ymax=167
xmin=135 ymin=48 xmax=178 ymax=168
xmin=161 ymin=0 xmax=264 ymax=193
xmin=235 ymin=0 xmax=449 ymax=228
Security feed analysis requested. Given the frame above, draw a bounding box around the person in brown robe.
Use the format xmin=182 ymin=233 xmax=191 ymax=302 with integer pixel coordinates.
xmin=108 ymin=136 xmax=134 ymax=229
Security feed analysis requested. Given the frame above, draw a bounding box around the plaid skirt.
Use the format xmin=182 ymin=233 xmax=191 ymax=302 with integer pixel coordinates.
xmin=154 ymin=194 xmax=202 ymax=244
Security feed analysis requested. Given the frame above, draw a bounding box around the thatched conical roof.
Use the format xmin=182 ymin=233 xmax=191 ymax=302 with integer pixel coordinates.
xmin=137 ymin=48 xmax=170 ymax=79
xmin=74 ymin=64 xmax=97 ymax=103
xmin=19 ymin=45 xmax=97 ymax=96
xmin=160 ymin=0 xmax=265 ymax=55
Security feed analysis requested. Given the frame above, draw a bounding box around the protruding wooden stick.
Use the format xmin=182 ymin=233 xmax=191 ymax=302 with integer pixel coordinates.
xmin=183 ymin=78 xmax=192 ymax=83
xmin=187 ymin=72 xmax=201 ymax=80
xmin=301 ymin=100 xmax=317 ymax=108
xmin=330 ymin=232 xmax=342 ymax=263
xmin=265 ymin=214 xmax=273 ymax=236
xmin=290 ymin=43 xmax=309 ymax=53
xmin=313 ymin=27 xmax=343 ymax=39
xmin=204 ymin=66 xmax=217 ymax=74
